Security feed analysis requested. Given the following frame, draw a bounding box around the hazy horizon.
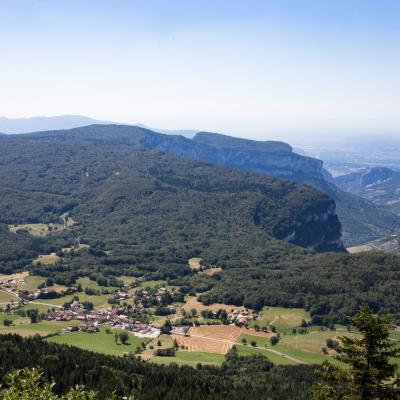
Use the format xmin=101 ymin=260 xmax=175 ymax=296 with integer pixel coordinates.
xmin=1 ymin=1 xmax=400 ymax=140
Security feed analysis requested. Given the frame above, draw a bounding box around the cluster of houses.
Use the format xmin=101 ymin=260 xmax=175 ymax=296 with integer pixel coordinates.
xmin=227 ymin=309 xmax=258 ymax=325
xmin=45 ymin=300 xmax=161 ymax=338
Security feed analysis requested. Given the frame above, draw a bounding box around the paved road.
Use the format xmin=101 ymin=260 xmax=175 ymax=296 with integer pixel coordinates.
xmin=28 ymin=301 xmax=62 ymax=309
xmin=0 ymin=288 xmax=62 ymax=308
xmin=175 ymin=332 xmax=304 ymax=364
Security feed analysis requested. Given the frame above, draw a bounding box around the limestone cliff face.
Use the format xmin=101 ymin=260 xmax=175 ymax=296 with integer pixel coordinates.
xmin=141 ymin=131 xmax=324 ymax=182
xmin=253 ymin=196 xmax=344 ymax=252
xmin=280 ymin=205 xmax=345 ymax=252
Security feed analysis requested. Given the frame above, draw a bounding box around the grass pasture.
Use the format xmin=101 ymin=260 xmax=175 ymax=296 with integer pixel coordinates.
xmin=141 ymin=334 xmax=174 ymax=360
xmin=183 ymin=297 xmax=245 ymax=314
xmin=279 ymin=330 xmax=351 ymax=354
xmin=238 ymin=333 xmax=271 ymax=348
xmin=47 ymin=327 xmax=148 ymax=356
xmin=0 ymin=315 xmax=80 ymax=337
xmin=250 ymin=306 xmax=311 ymax=330
xmin=0 ymin=273 xmax=45 ymax=293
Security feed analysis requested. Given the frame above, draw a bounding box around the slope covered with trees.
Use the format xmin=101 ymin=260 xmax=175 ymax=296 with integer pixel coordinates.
xmin=0 ymin=126 xmax=399 ymax=325
xmin=0 ymin=125 xmax=343 ymax=275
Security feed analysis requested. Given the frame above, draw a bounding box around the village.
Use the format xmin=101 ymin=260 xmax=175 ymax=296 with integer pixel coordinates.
xmin=0 ymin=273 xmax=257 ymax=342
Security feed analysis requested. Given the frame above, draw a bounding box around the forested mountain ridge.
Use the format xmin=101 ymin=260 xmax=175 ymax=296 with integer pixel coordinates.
xmin=0 ymin=125 xmax=343 ymax=275
xmin=3 ymin=123 xmax=396 ymax=247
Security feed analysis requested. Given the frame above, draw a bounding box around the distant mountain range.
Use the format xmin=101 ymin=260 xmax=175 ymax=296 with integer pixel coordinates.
xmin=335 ymin=166 xmax=400 ymax=216
xmin=0 ymin=115 xmax=199 ymax=137
xmin=0 ymin=115 xmax=112 ymax=134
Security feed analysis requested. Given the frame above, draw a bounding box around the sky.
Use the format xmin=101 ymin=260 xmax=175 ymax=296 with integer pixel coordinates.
xmin=0 ymin=0 xmax=399 ymax=140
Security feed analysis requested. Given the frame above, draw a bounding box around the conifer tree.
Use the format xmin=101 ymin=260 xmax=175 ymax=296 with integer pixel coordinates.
xmin=314 ymin=305 xmax=400 ymax=399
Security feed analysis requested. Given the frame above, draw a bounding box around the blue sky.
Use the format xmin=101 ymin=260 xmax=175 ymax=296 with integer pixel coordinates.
xmin=0 ymin=0 xmax=399 ymax=140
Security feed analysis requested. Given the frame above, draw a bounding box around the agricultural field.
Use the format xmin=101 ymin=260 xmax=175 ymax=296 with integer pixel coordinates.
xmin=183 ymin=297 xmax=245 ymax=314
xmin=47 ymin=326 xmax=148 ymax=356
xmin=248 ymin=306 xmax=311 ymax=330
xmin=0 ymin=315 xmax=80 ymax=337
xmin=173 ymin=325 xmax=273 ymax=355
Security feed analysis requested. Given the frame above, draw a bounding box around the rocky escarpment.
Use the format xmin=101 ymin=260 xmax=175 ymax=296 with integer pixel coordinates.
xmin=254 ymin=196 xmax=344 ymax=252
xmin=142 ymin=131 xmax=324 ymax=182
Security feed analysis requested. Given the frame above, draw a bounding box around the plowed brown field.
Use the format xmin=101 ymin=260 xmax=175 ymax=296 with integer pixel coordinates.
xmin=172 ymin=325 xmax=274 ymax=354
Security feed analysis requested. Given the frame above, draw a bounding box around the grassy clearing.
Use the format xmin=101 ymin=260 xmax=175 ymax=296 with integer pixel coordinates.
xmin=279 ymin=330 xmax=351 ymax=354
xmin=151 ymin=351 xmax=225 ymax=366
xmin=21 ymin=275 xmax=46 ymax=292
xmin=249 ymin=306 xmax=311 ymax=330
xmin=183 ymin=297 xmax=245 ymax=314
xmin=238 ymin=333 xmax=271 ymax=348
xmin=33 ymin=253 xmax=60 ymax=266
xmin=9 ymin=223 xmax=51 ymax=237
xmin=138 ymin=280 xmax=167 ymax=289
xmin=274 ymin=343 xmax=342 ymax=366
xmin=47 ymin=327 xmax=148 ymax=356
xmin=8 ymin=223 xmax=64 ymax=237
xmin=119 ymin=276 xmax=136 ymax=286
xmin=188 ymin=258 xmax=202 ymax=270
